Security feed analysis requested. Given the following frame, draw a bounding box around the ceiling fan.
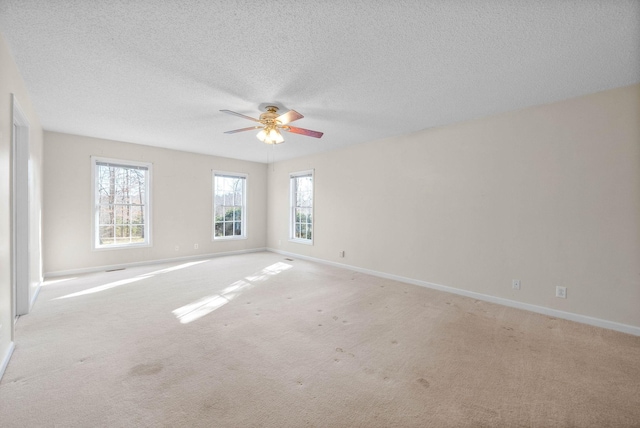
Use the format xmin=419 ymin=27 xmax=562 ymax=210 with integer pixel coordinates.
xmin=220 ymin=105 xmax=323 ymax=145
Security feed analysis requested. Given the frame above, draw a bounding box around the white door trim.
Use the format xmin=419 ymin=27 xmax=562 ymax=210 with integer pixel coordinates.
xmin=11 ymin=94 xmax=30 ymax=317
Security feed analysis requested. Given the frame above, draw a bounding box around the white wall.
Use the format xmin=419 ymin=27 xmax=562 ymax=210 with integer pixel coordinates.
xmin=0 ymin=32 xmax=44 ymax=375
xmin=43 ymin=132 xmax=267 ymax=275
xmin=267 ymin=84 xmax=640 ymax=329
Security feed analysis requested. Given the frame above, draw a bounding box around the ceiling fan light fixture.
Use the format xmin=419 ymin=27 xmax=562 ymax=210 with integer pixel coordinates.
xmin=269 ymin=128 xmax=284 ymax=144
xmin=256 ymin=126 xmax=284 ymax=144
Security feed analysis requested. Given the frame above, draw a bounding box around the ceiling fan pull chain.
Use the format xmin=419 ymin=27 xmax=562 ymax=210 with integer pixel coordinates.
xmin=271 ymin=142 xmax=276 ymax=171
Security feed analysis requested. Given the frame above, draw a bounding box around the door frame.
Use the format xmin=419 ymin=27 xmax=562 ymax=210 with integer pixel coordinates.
xmin=11 ymin=94 xmax=30 ymax=318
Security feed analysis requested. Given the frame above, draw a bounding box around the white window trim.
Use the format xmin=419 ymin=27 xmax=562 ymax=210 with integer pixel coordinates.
xmin=289 ymin=169 xmax=314 ymax=245
xmin=212 ymin=170 xmax=248 ymax=241
xmin=91 ymin=156 xmax=153 ymax=250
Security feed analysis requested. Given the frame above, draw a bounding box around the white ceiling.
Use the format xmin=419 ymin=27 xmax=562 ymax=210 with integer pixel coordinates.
xmin=1 ymin=1 xmax=639 ymax=163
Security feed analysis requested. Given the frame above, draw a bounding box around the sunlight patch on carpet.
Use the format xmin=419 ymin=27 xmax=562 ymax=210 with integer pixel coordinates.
xmin=172 ymin=294 xmax=232 ymax=324
xmin=172 ymin=262 xmax=292 ymax=324
xmin=54 ymin=276 xmax=151 ymax=299
xmin=53 ymin=260 xmax=210 ymax=300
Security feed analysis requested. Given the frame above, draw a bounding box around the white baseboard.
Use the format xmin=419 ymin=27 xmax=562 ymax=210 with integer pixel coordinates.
xmin=1 ymin=341 xmax=16 ymax=381
xmin=268 ymin=248 xmax=640 ymax=337
xmin=44 ymin=247 xmax=267 ymax=279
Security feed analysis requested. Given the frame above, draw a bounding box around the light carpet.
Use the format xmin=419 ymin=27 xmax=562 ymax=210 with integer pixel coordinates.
xmin=1 ymin=252 xmax=639 ymax=427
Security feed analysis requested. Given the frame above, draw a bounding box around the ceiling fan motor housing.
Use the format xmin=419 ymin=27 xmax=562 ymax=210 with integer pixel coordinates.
xmin=259 ymin=106 xmax=280 ymax=125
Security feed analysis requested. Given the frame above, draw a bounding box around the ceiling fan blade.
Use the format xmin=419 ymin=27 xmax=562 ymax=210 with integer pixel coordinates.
xmin=220 ymin=109 xmax=261 ymax=122
xmin=283 ymin=126 xmax=323 ymax=138
xmin=224 ymin=126 xmax=261 ymax=134
xmin=276 ymin=109 xmax=304 ymax=125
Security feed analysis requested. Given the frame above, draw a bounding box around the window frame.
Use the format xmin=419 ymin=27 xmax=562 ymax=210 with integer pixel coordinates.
xmin=91 ymin=156 xmax=152 ymax=250
xmin=289 ymin=169 xmax=314 ymax=245
xmin=212 ymin=171 xmax=248 ymax=241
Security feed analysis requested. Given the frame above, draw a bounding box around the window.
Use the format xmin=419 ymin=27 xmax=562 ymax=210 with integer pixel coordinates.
xmin=290 ymin=170 xmax=313 ymax=244
xmin=213 ymin=172 xmax=247 ymax=240
xmin=92 ymin=157 xmax=151 ymax=249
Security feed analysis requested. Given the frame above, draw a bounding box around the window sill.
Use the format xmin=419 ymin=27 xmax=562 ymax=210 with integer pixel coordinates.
xmin=289 ymin=238 xmax=313 ymax=246
xmin=213 ymin=236 xmax=248 ymax=242
xmin=93 ymin=243 xmax=151 ymax=251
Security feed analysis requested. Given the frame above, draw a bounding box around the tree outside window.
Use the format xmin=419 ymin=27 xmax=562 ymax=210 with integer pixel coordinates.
xmin=213 ymin=172 xmax=246 ymax=239
xmin=290 ymin=171 xmax=313 ymax=243
xmin=93 ymin=158 xmax=151 ymax=249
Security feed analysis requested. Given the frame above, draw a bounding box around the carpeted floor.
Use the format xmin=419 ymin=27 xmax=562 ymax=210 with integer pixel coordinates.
xmin=1 ymin=252 xmax=639 ymax=427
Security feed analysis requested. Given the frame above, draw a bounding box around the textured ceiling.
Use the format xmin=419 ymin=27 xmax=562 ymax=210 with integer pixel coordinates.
xmin=1 ymin=0 xmax=639 ymax=163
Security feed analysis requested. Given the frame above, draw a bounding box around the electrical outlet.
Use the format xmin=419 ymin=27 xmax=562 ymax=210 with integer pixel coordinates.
xmin=175 ymin=245 xmax=179 ymax=251
xmin=194 ymin=243 xmax=198 ymax=249
xmin=278 ymin=239 xmax=282 ymax=246
xmin=339 ymin=250 xmax=345 ymax=258
xmin=556 ymin=286 xmax=567 ymax=299
xmin=512 ymin=279 xmax=521 ymax=290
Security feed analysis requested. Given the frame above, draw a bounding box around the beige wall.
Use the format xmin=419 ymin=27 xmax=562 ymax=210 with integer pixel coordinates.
xmin=0 ymin=33 xmax=44 ymax=370
xmin=267 ymin=84 xmax=640 ymax=328
xmin=43 ymin=132 xmax=267 ymax=275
